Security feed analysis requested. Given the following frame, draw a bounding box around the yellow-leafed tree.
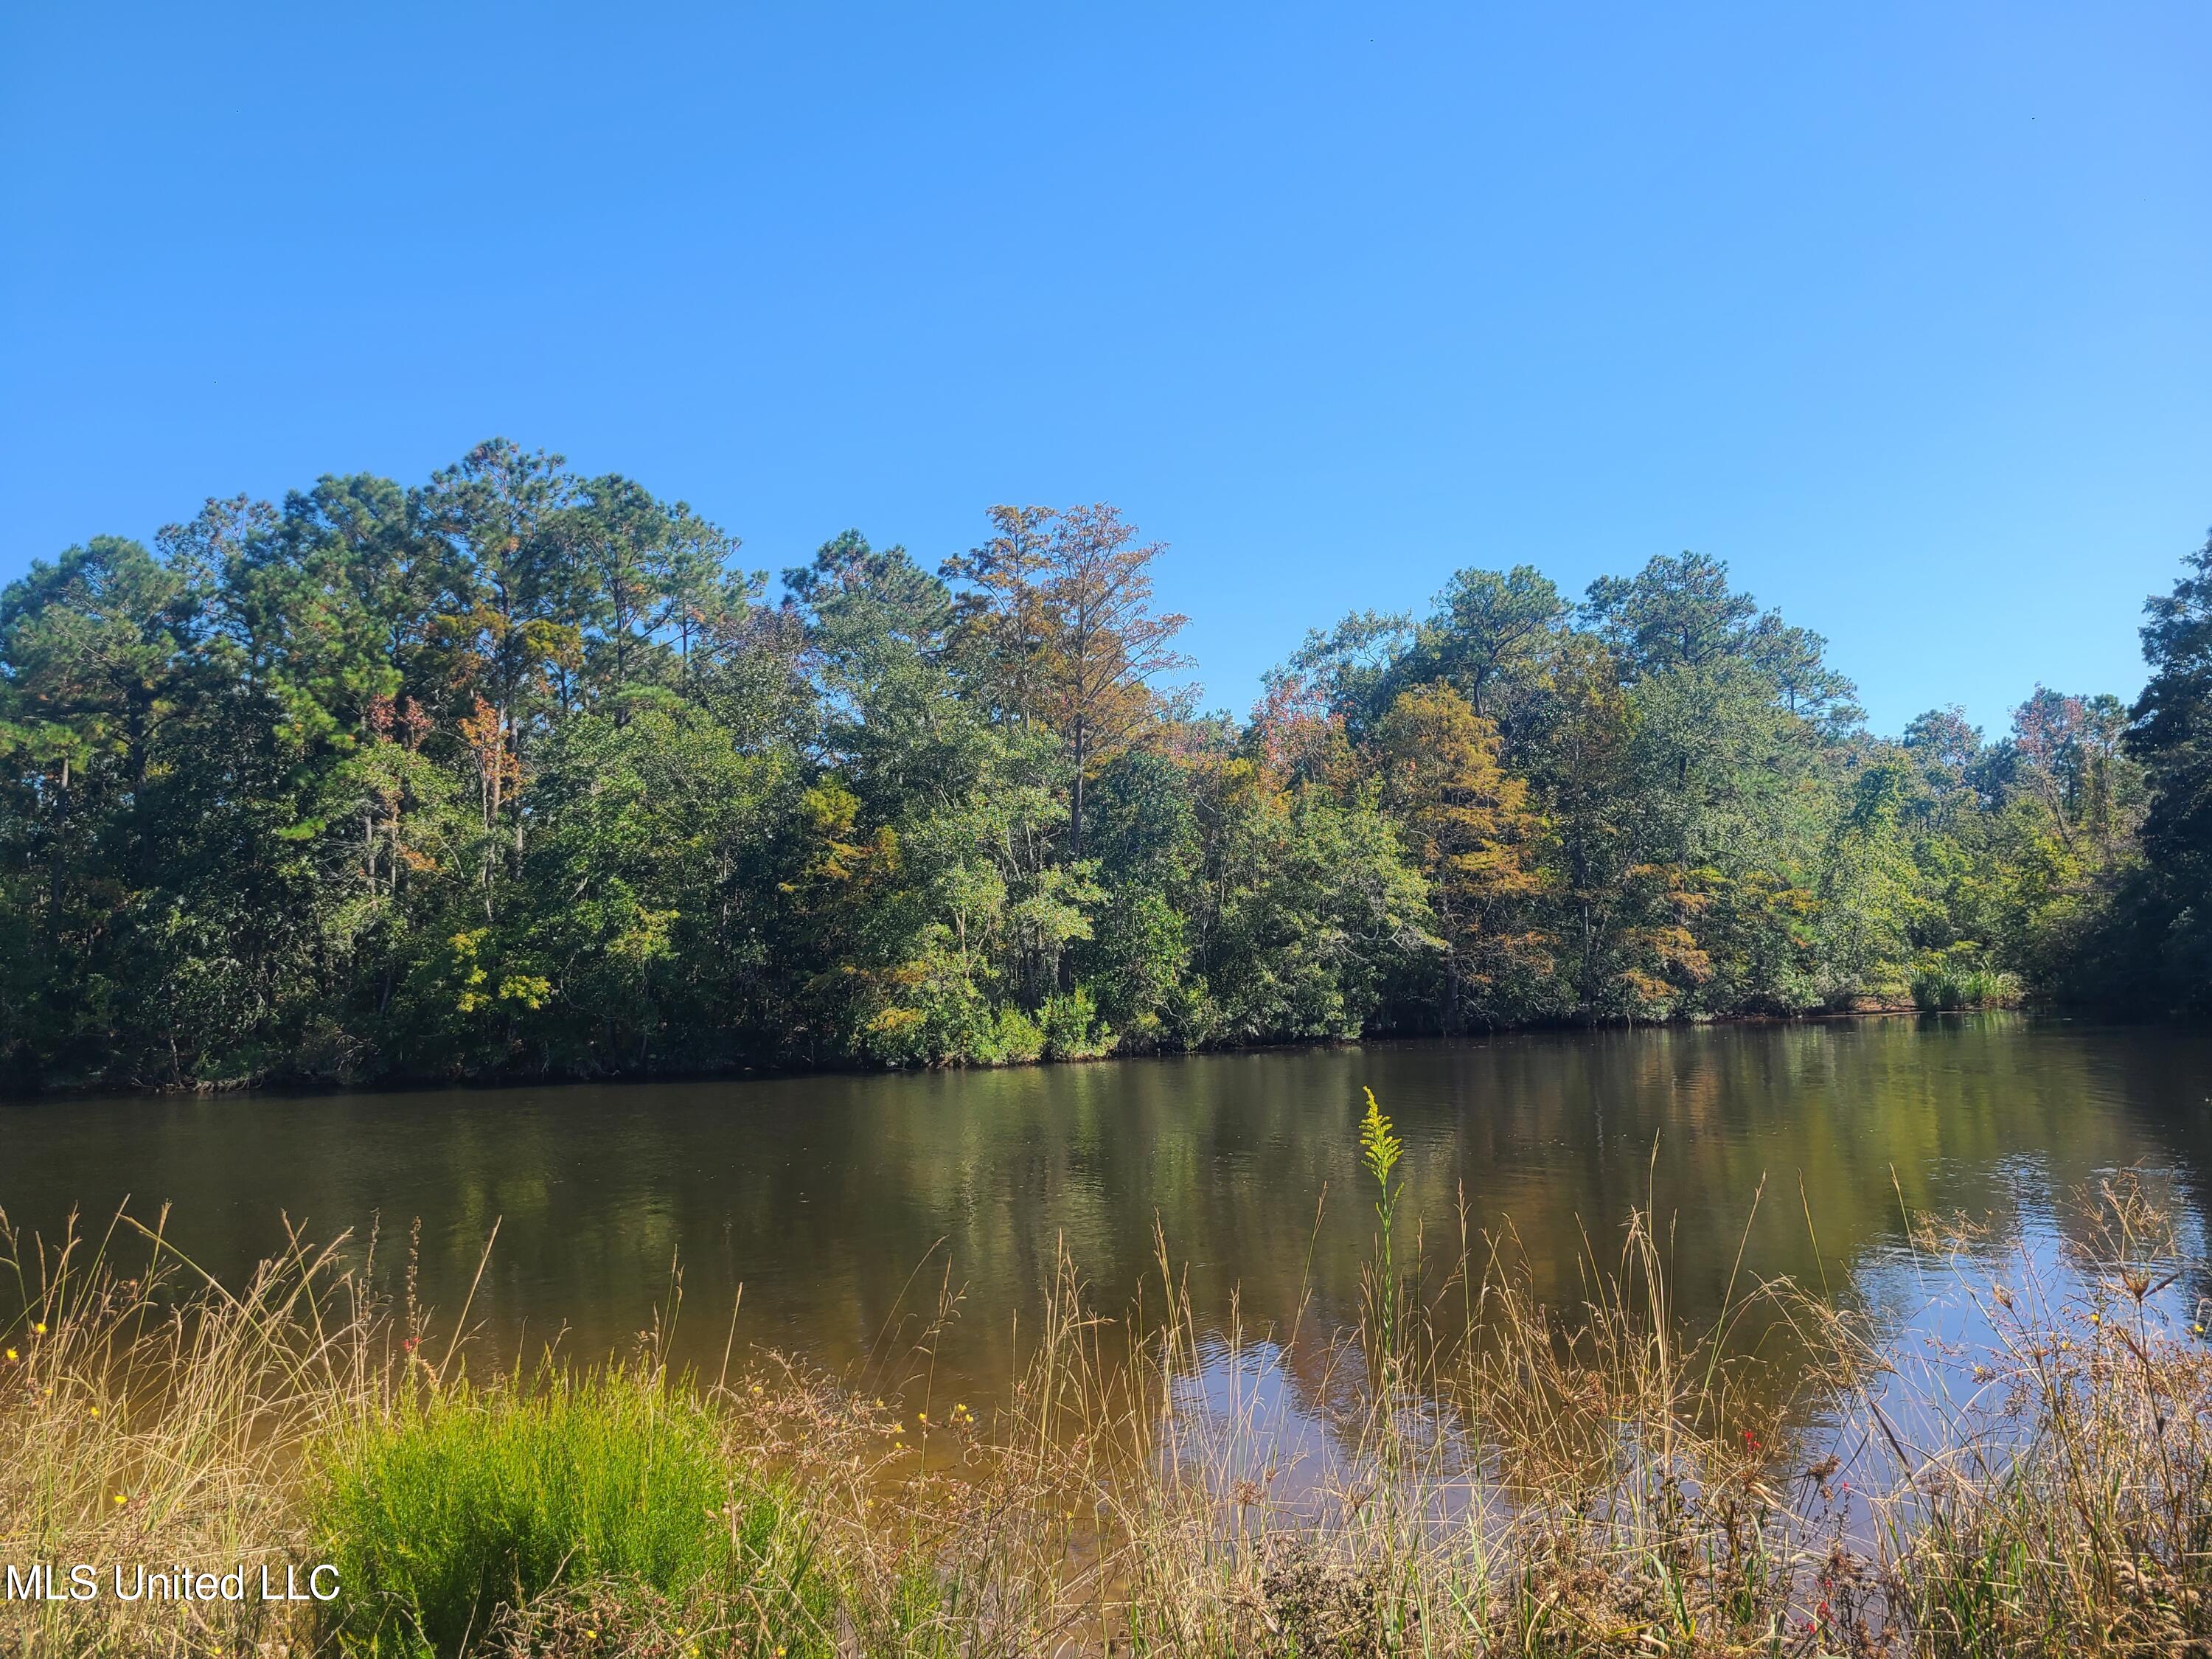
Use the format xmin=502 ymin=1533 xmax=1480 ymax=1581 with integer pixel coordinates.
xmin=1371 ymin=683 xmax=1551 ymax=1028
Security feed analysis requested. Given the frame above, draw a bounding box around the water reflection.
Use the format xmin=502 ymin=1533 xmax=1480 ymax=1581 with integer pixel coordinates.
xmin=2 ymin=1017 xmax=2207 ymax=1430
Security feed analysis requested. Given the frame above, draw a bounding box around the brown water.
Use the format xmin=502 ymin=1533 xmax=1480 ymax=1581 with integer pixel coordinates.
xmin=3 ymin=1017 xmax=2208 ymax=1411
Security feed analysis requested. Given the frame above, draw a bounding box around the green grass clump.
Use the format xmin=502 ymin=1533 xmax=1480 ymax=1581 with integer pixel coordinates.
xmin=1911 ymin=958 xmax=2023 ymax=1010
xmin=311 ymin=1367 xmax=830 ymax=1657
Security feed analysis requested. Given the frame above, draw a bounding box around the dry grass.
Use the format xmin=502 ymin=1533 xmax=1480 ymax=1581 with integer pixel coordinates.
xmin=0 ymin=1209 xmax=374 ymax=1658
xmin=1862 ymin=1178 xmax=2212 ymax=1655
xmin=4 ymin=1149 xmax=2211 ymax=1657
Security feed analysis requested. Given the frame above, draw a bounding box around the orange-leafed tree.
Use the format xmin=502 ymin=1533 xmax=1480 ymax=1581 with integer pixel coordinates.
xmin=947 ymin=504 xmax=1192 ymax=860
xmin=1036 ymin=505 xmax=1192 ymax=860
xmin=1247 ymin=665 xmax=1360 ymax=794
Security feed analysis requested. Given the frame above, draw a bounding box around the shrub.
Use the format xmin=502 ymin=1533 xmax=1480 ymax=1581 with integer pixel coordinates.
xmin=991 ymin=1003 xmax=1044 ymax=1064
xmin=1038 ymin=985 xmax=1113 ymax=1060
xmin=311 ymin=1368 xmax=829 ymax=1657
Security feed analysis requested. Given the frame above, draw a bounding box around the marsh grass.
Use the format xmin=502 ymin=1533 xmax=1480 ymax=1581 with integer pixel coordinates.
xmin=1907 ymin=962 xmax=2022 ymax=1012
xmin=0 ymin=1207 xmax=372 ymax=1658
xmin=312 ymin=1370 xmax=831 ymax=1656
xmin=4 ymin=1119 xmax=2211 ymax=1656
xmin=1858 ymin=1180 xmax=2212 ymax=1655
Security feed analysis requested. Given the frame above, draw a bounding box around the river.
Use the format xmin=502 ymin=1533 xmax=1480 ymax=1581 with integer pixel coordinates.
xmin=4 ymin=1015 xmax=2208 ymax=1417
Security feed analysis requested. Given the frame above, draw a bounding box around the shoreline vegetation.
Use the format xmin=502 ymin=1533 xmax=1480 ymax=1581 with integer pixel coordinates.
xmin=6 ymin=445 xmax=2208 ymax=1094
xmin=4 ymin=1005 xmax=2023 ymax=1103
xmin=5 ymin=1100 xmax=2211 ymax=1657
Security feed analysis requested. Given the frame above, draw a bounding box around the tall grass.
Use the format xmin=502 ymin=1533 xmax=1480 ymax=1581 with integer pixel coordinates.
xmin=0 ymin=1209 xmax=369 ymax=1658
xmin=1910 ymin=960 xmax=2023 ymax=1011
xmin=313 ymin=1371 xmax=830 ymax=1656
xmin=1866 ymin=1186 xmax=2212 ymax=1654
xmin=4 ymin=1104 xmax=2211 ymax=1656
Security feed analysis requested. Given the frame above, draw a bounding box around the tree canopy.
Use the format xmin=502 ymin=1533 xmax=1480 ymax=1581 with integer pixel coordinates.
xmin=0 ymin=445 xmax=2198 ymax=1089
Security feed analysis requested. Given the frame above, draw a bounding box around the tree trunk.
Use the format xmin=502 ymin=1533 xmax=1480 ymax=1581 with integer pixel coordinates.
xmin=47 ymin=757 xmax=69 ymax=958
xmin=1070 ymin=716 xmax=1087 ymax=863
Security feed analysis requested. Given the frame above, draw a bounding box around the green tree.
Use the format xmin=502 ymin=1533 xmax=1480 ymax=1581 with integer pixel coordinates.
xmin=2121 ymin=529 xmax=2212 ymax=1008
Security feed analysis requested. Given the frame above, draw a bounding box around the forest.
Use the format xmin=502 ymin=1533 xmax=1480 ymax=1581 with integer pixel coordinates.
xmin=2 ymin=439 xmax=2208 ymax=1090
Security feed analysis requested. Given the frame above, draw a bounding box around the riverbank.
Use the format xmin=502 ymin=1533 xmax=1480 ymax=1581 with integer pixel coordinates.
xmin=6 ymin=1138 xmax=2208 ymax=1656
xmin=4 ymin=1002 xmax=2060 ymax=1102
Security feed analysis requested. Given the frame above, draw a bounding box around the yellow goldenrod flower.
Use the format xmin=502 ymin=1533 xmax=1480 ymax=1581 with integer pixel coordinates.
xmin=112 ymin=1494 xmax=126 ymax=1505
xmin=32 ymin=1323 xmax=46 ymax=1335
xmin=4 ymin=1349 xmax=15 ymax=1362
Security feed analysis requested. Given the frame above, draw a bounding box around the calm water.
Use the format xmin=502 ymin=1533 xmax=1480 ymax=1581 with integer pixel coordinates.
xmin=4 ymin=1017 xmax=2209 ymax=1411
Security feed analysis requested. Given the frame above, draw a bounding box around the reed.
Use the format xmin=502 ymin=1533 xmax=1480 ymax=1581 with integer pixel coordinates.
xmin=1908 ymin=962 xmax=2023 ymax=1012
xmin=3 ymin=1110 xmax=2209 ymax=1656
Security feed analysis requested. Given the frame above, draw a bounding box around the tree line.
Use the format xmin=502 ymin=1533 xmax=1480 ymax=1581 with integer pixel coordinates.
xmin=3 ymin=439 xmax=2207 ymax=1088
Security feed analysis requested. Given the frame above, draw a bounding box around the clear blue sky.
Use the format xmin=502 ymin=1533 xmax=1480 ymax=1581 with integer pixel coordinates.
xmin=4 ymin=3 xmax=2207 ymax=737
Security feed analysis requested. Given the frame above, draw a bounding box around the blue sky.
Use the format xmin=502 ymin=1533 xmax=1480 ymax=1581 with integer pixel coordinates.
xmin=3 ymin=2 xmax=2207 ymax=737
